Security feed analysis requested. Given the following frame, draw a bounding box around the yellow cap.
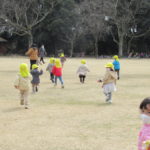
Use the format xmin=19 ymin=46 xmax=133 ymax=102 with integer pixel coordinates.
xmin=60 ymin=53 xmax=64 ymax=57
xmin=113 ymin=55 xmax=119 ymax=61
xmin=19 ymin=63 xmax=30 ymax=77
xmin=49 ymin=57 xmax=55 ymax=64
xmin=32 ymin=64 xmax=38 ymax=70
xmin=105 ymin=62 xmax=114 ymax=69
xmin=55 ymin=59 xmax=62 ymax=68
xmin=143 ymin=140 xmax=150 ymax=150
xmin=81 ymin=59 xmax=86 ymax=64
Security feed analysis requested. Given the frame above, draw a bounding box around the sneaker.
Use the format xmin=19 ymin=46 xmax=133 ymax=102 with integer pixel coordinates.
xmin=25 ymin=106 xmax=29 ymax=109
xmin=107 ymin=100 xmax=112 ymax=104
xmin=61 ymin=85 xmax=64 ymax=88
xmin=20 ymin=100 xmax=24 ymax=105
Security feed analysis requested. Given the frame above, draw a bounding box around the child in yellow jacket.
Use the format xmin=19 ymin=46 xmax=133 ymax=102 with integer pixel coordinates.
xmin=14 ymin=63 xmax=31 ymax=109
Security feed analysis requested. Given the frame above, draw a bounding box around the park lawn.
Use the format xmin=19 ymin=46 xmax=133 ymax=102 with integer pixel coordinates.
xmin=0 ymin=56 xmax=150 ymax=150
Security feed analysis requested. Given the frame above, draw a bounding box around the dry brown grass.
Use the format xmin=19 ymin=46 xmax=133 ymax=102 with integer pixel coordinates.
xmin=0 ymin=56 xmax=150 ymax=150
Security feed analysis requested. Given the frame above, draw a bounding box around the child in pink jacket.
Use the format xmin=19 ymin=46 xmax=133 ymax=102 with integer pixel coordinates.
xmin=52 ymin=59 xmax=64 ymax=88
xmin=138 ymin=97 xmax=150 ymax=150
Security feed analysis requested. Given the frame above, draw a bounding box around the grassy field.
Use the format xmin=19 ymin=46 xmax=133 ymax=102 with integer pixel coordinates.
xmin=0 ymin=56 xmax=150 ymax=150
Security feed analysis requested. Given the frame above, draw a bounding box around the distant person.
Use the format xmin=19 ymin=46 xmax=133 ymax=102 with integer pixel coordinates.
xmin=46 ymin=57 xmax=55 ymax=83
xmin=30 ymin=64 xmax=43 ymax=93
xmin=98 ymin=62 xmax=117 ymax=103
xmin=25 ymin=44 xmax=39 ymax=70
xmin=76 ymin=59 xmax=90 ymax=83
xmin=59 ymin=53 xmax=66 ymax=67
xmin=138 ymin=97 xmax=150 ymax=150
xmin=112 ymin=55 xmax=120 ymax=80
xmin=14 ymin=63 xmax=31 ymax=109
xmin=52 ymin=59 xmax=64 ymax=88
xmin=39 ymin=44 xmax=47 ymax=64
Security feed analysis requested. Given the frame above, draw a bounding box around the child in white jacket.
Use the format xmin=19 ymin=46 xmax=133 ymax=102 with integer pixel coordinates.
xmin=14 ymin=63 xmax=31 ymax=109
xmin=76 ymin=59 xmax=90 ymax=83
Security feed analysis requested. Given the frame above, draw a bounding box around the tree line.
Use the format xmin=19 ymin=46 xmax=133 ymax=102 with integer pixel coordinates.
xmin=0 ymin=0 xmax=149 ymax=57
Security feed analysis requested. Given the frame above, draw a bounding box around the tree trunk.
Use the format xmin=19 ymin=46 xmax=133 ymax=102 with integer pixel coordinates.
xmin=70 ymin=40 xmax=74 ymax=57
xmin=28 ymin=31 xmax=33 ymax=48
xmin=118 ymin=33 xmax=124 ymax=56
xmin=127 ymin=38 xmax=133 ymax=54
xmin=94 ymin=36 xmax=99 ymax=57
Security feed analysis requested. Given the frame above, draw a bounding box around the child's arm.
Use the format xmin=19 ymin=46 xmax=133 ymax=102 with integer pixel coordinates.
xmin=14 ymin=75 xmax=20 ymax=89
xmin=39 ymin=70 xmax=43 ymax=75
xmin=25 ymin=48 xmax=32 ymax=56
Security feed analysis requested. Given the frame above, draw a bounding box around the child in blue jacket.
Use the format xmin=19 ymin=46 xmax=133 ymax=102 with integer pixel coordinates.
xmin=113 ymin=55 xmax=120 ymax=80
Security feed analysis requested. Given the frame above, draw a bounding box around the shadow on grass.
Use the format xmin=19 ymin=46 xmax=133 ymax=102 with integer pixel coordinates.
xmin=2 ymin=107 xmax=23 ymax=113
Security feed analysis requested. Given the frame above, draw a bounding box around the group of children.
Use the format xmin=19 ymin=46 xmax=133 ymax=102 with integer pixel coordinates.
xmin=13 ymin=54 xmax=150 ymax=150
xmin=14 ymin=54 xmax=120 ymax=108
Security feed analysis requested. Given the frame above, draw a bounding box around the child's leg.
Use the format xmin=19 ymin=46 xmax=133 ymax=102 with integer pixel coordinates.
xmin=104 ymin=92 xmax=109 ymax=101
xmin=107 ymin=92 xmax=112 ymax=103
xmin=20 ymin=91 xmax=24 ymax=105
xmin=58 ymin=76 xmax=64 ymax=88
xmin=82 ymin=75 xmax=86 ymax=83
xmin=35 ymin=85 xmax=38 ymax=92
xmin=117 ymin=70 xmax=120 ymax=80
xmin=50 ymin=73 xmax=54 ymax=83
xmin=79 ymin=75 xmax=82 ymax=83
xmin=32 ymin=85 xmax=36 ymax=93
xmin=23 ymin=90 xmax=29 ymax=109
xmin=115 ymin=70 xmax=120 ymax=80
xmin=54 ymin=76 xmax=58 ymax=86
xmin=41 ymin=57 xmax=45 ymax=63
xmin=58 ymin=76 xmax=64 ymax=85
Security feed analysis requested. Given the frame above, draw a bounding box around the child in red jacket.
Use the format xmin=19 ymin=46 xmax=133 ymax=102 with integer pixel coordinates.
xmin=52 ymin=59 xmax=64 ymax=88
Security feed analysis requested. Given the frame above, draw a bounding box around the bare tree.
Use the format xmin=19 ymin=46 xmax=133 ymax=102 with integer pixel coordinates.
xmin=0 ymin=0 xmax=58 ymax=47
xmin=78 ymin=0 xmax=106 ymax=57
xmin=106 ymin=0 xmax=150 ymax=56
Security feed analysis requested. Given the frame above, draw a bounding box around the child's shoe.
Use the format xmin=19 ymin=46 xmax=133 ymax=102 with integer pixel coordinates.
xmin=61 ymin=85 xmax=64 ymax=88
xmin=25 ymin=106 xmax=29 ymax=109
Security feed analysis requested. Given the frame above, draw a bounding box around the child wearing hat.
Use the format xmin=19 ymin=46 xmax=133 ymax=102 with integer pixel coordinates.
xmin=30 ymin=64 xmax=43 ymax=93
xmin=14 ymin=63 xmax=31 ymax=109
xmin=52 ymin=58 xmax=64 ymax=88
xmin=138 ymin=97 xmax=150 ymax=150
xmin=76 ymin=59 xmax=90 ymax=83
xmin=98 ymin=62 xmax=117 ymax=103
xmin=46 ymin=57 xmax=55 ymax=83
xmin=59 ymin=53 xmax=66 ymax=67
xmin=112 ymin=55 xmax=120 ymax=80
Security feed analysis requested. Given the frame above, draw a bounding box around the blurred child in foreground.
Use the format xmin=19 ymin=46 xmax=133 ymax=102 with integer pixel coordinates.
xmin=138 ymin=97 xmax=150 ymax=150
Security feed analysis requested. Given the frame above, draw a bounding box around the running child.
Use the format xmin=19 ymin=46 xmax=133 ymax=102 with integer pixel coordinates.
xmin=112 ymin=55 xmax=120 ymax=80
xmin=30 ymin=64 xmax=43 ymax=93
xmin=46 ymin=57 xmax=55 ymax=83
xmin=76 ymin=59 xmax=90 ymax=83
xmin=14 ymin=63 xmax=31 ymax=109
xmin=52 ymin=58 xmax=64 ymax=88
xmin=98 ymin=62 xmax=117 ymax=103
